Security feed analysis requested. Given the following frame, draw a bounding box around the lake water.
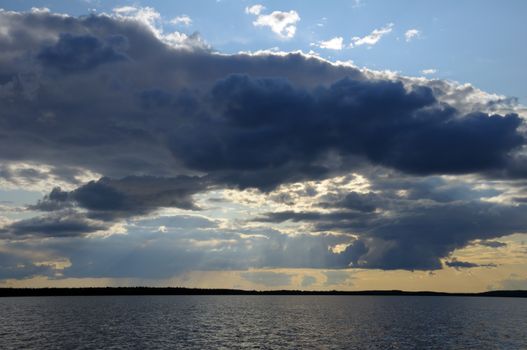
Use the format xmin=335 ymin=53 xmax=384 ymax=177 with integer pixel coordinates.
xmin=0 ymin=295 xmax=525 ymax=349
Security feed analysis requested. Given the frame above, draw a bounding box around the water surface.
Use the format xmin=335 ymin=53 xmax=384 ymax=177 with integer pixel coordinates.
xmin=0 ymin=295 xmax=525 ymax=349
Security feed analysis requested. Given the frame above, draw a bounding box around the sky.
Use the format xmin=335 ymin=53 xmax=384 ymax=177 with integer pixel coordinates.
xmin=0 ymin=0 xmax=526 ymax=292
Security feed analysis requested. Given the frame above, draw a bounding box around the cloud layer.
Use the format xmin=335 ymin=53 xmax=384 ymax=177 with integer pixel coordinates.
xmin=0 ymin=9 xmax=526 ymax=281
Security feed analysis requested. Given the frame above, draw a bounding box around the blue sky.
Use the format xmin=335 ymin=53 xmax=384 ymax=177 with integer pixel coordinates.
xmin=2 ymin=0 xmax=526 ymax=103
xmin=0 ymin=1 xmax=527 ymax=291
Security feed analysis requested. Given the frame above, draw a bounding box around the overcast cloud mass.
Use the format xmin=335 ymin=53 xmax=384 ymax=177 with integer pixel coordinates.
xmin=0 ymin=7 xmax=526 ymax=290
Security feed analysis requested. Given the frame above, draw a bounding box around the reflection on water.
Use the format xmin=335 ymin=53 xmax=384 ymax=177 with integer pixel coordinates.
xmin=0 ymin=295 xmax=525 ymax=349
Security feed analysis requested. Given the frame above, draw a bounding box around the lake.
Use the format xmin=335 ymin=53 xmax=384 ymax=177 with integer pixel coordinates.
xmin=0 ymin=295 xmax=525 ymax=349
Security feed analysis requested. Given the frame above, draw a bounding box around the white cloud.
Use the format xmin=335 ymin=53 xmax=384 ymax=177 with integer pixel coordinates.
xmin=245 ymin=4 xmax=265 ymax=16
xmin=112 ymin=6 xmax=139 ymax=15
xmin=112 ymin=7 xmax=206 ymax=50
xmin=246 ymin=5 xmax=300 ymax=39
xmin=350 ymin=23 xmax=393 ymax=47
xmin=113 ymin=6 xmax=161 ymax=35
xmin=421 ymin=69 xmax=437 ymax=75
xmin=317 ymin=37 xmax=344 ymax=50
xmin=30 ymin=7 xmax=51 ymax=14
xmin=405 ymin=28 xmax=420 ymax=42
xmin=170 ymin=15 xmax=192 ymax=26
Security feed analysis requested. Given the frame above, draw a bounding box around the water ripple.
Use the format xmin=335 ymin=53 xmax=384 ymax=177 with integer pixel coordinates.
xmin=0 ymin=295 xmax=525 ymax=349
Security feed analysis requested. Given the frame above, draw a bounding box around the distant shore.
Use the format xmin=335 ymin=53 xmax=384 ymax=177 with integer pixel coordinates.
xmin=1 ymin=288 xmax=526 ymax=298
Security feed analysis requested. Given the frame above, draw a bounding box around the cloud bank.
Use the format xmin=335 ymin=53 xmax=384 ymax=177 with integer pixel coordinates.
xmin=0 ymin=9 xmax=526 ymax=281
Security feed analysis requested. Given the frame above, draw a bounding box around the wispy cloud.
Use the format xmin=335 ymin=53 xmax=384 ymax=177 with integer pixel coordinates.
xmin=170 ymin=15 xmax=192 ymax=26
xmin=405 ymin=28 xmax=420 ymax=42
xmin=421 ymin=68 xmax=437 ymax=75
xmin=350 ymin=23 xmax=393 ymax=47
xmin=245 ymin=4 xmax=265 ymax=16
xmin=316 ymin=17 xmax=327 ymax=27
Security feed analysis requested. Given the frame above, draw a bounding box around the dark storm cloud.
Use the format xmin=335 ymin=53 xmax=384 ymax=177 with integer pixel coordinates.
xmin=512 ymin=196 xmax=527 ymax=203
xmin=1 ymin=9 xmax=527 ymax=276
xmin=0 ymin=211 xmax=105 ymax=239
xmin=445 ymin=259 xmax=497 ymax=269
xmin=357 ymin=200 xmax=522 ymax=270
xmin=476 ymin=240 xmax=507 ymax=248
xmin=37 ymin=33 xmax=128 ymax=72
xmin=0 ymin=9 xmax=524 ymax=188
xmin=254 ymin=210 xmax=374 ymax=227
xmin=319 ymin=192 xmax=378 ymax=212
xmin=31 ymin=175 xmax=210 ymax=220
xmin=169 ymin=74 xmax=523 ymax=190
xmin=256 ymin=194 xmax=527 ymax=270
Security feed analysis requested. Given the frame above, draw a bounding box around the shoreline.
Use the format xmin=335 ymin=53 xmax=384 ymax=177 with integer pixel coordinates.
xmin=1 ymin=288 xmax=526 ymax=298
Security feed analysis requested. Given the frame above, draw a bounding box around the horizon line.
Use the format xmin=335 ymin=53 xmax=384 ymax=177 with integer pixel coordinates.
xmin=1 ymin=287 xmax=526 ymax=298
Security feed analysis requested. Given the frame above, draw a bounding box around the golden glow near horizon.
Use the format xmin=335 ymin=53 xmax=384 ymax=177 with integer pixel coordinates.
xmin=3 ymin=249 xmax=526 ymax=293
